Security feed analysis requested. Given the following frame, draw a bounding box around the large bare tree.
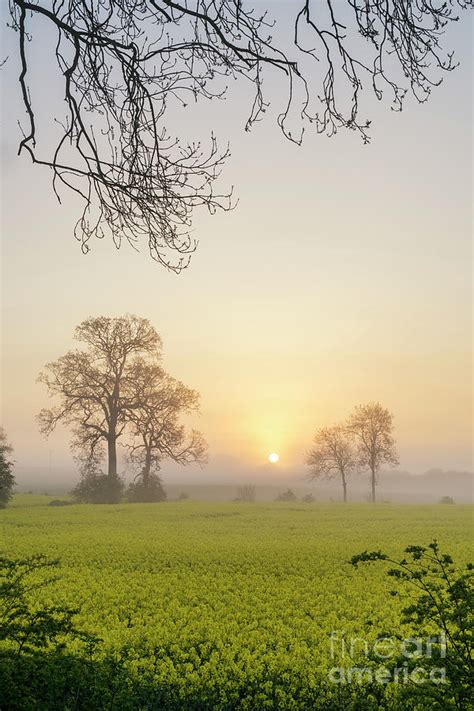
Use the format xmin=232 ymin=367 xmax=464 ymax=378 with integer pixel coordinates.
xmin=307 ymin=424 xmax=357 ymax=502
xmin=127 ymin=360 xmax=207 ymax=500
xmin=348 ymin=401 xmax=399 ymax=502
xmin=38 ymin=315 xmax=162 ymax=481
xmin=7 ymin=1 xmax=471 ymax=269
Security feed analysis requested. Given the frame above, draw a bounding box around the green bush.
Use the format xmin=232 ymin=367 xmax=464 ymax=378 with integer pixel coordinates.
xmin=126 ymin=473 xmax=167 ymax=503
xmin=71 ymin=473 xmax=124 ymax=504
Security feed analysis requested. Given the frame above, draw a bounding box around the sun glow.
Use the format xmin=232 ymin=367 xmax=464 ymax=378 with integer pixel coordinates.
xmin=268 ymin=452 xmax=279 ymax=464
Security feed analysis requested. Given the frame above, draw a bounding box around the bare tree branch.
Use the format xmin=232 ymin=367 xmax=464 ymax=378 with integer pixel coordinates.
xmin=7 ymin=0 xmax=471 ymax=268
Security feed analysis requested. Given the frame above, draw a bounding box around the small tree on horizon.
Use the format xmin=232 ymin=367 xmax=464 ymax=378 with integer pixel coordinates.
xmin=0 ymin=428 xmax=15 ymax=508
xmin=348 ymin=402 xmax=399 ymax=503
xmin=307 ymin=425 xmax=357 ymax=503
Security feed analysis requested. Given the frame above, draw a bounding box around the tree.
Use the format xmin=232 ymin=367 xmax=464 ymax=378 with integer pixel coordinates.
xmin=6 ymin=1 xmax=471 ymax=269
xmin=348 ymin=402 xmax=398 ymax=503
xmin=307 ymin=425 xmax=356 ymax=503
xmin=0 ymin=428 xmax=15 ymax=508
xmin=38 ymin=315 xmax=162 ymax=496
xmin=126 ymin=361 xmax=207 ymax=502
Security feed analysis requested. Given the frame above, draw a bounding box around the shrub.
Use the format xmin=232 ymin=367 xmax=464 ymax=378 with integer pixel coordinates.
xmin=127 ymin=474 xmax=167 ymax=503
xmin=72 ymin=473 xmax=124 ymax=504
xmin=236 ymin=484 xmax=256 ymax=502
xmin=276 ymin=488 xmax=297 ymax=502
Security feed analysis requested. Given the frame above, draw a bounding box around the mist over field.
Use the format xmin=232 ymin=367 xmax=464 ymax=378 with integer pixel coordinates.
xmin=12 ymin=466 xmax=474 ymax=504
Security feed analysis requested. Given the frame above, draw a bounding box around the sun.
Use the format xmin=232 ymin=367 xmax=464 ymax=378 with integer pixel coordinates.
xmin=268 ymin=452 xmax=279 ymax=464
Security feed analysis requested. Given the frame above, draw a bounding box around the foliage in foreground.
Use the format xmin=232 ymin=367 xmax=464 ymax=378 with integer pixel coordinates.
xmin=350 ymin=541 xmax=474 ymax=709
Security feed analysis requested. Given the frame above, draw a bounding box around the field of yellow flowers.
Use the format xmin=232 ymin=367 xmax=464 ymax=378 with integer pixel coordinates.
xmin=1 ymin=496 xmax=471 ymax=709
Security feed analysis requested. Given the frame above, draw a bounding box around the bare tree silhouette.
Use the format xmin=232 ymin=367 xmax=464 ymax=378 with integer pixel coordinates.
xmin=348 ymin=401 xmax=399 ymax=503
xmin=307 ymin=424 xmax=357 ymax=503
xmin=7 ymin=1 xmax=471 ymax=268
xmin=38 ymin=315 xmax=206 ymax=503
xmin=37 ymin=315 xmax=162 ymax=483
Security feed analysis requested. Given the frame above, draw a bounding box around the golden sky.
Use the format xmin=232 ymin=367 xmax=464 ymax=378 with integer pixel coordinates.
xmin=0 ymin=9 xmax=472 ymax=483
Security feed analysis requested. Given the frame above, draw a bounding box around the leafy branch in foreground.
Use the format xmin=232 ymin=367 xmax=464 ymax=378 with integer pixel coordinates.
xmin=350 ymin=541 xmax=473 ymax=709
xmin=0 ymin=553 xmax=97 ymax=654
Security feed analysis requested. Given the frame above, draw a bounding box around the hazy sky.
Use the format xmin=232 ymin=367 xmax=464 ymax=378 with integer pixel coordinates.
xmin=0 ymin=5 xmax=472 ymax=485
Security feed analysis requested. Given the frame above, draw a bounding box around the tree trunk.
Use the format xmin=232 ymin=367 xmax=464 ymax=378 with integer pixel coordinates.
xmin=107 ymin=390 xmax=119 ymax=480
xmin=142 ymin=449 xmax=152 ymax=488
xmin=371 ymin=467 xmax=376 ymax=503
xmin=341 ymin=472 xmax=347 ymax=503
xmin=107 ymin=436 xmax=117 ymax=479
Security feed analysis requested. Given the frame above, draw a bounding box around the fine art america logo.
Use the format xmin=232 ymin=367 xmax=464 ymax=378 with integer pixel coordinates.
xmin=328 ymin=631 xmax=447 ymax=685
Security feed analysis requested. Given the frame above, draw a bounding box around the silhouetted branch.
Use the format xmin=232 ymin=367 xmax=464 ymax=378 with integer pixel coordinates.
xmin=8 ymin=0 xmax=471 ymax=268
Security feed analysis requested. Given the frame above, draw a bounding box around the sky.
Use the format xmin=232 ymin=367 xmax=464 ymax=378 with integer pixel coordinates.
xmin=0 ymin=4 xmax=472 ymax=487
